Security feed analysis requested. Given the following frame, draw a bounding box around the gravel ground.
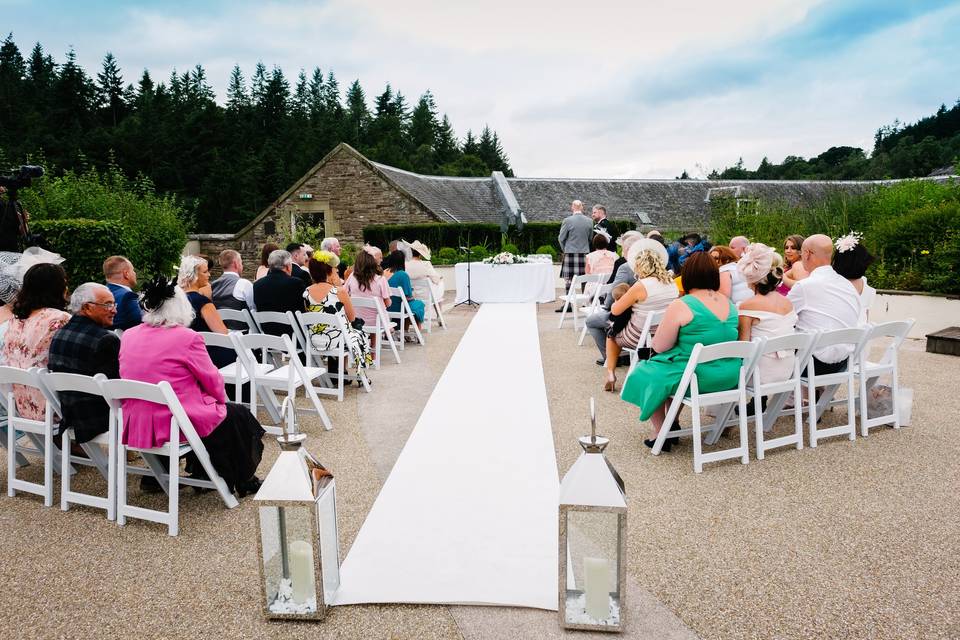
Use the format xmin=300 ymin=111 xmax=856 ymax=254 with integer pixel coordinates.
xmin=0 ymin=302 xmax=955 ymax=640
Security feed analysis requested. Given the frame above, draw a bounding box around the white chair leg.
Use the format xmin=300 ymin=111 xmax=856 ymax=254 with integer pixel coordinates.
xmin=754 ymin=394 xmax=765 ymax=461
xmin=846 ymin=372 xmax=856 ymax=441
xmin=44 ymin=424 xmax=54 ymax=507
xmin=738 ymin=394 xmax=749 ymax=465
xmin=107 ymin=422 xmax=117 ymax=521
xmin=692 ymin=399 xmax=704 ymax=474
xmin=168 ymin=449 xmax=179 ymax=537
xmin=793 ymin=381 xmax=804 ymax=450
xmin=859 ymin=365 xmax=869 ymax=437
xmin=891 ymin=355 xmax=901 ymax=430
xmin=117 ymin=444 xmax=128 ymax=526
xmin=807 ymin=381 xmax=818 ymax=448
xmin=61 ymin=430 xmax=70 ymax=511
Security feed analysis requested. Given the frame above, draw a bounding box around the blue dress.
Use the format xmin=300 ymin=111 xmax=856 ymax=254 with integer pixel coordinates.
xmin=387 ymin=270 xmax=425 ymax=322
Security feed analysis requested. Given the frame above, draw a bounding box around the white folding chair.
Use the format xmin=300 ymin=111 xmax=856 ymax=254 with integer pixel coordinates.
xmin=387 ymin=286 xmax=425 ymax=350
xmin=37 ymin=370 xmax=117 ymax=519
xmin=747 ymin=333 xmax=817 ymax=460
xmin=855 ymin=319 xmax=914 ymax=436
xmin=295 ymin=311 xmax=371 ymax=400
xmin=351 ymin=296 xmax=402 ymax=368
xmin=627 ymin=309 xmax=666 ymax=375
xmin=198 ymin=331 xmax=265 ymax=404
xmin=100 ymin=378 xmax=239 ymax=536
xmin=557 ymin=273 xmax=606 ymax=330
xmin=412 ymin=277 xmax=446 ymax=333
xmin=639 ymin=341 xmax=759 ymax=473
xmin=231 ymin=332 xmax=332 ymax=433
xmin=0 ymin=392 xmax=29 ymax=469
xmin=577 ymin=282 xmax=613 ymax=346
xmin=217 ymin=308 xmax=259 ymax=334
xmin=0 ymin=366 xmax=59 ymax=506
xmin=802 ymin=327 xmax=869 ymax=448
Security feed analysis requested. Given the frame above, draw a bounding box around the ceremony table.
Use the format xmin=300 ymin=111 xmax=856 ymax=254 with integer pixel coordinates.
xmin=453 ymin=261 xmax=556 ymax=304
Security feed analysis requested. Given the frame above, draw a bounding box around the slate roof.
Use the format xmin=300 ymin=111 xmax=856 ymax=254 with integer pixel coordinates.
xmin=372 ymin=162 xmax=507 ymax=223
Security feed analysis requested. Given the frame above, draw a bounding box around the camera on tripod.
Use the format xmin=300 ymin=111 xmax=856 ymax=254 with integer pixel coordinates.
xmin=0 ymin=165 xmax=45 ymax=252
xmin=0 ymin=165 xmax=44 ymax=195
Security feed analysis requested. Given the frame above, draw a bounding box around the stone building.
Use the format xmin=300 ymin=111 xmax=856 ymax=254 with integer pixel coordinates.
xmin=190 ymin=142 xmax=952 ymax=276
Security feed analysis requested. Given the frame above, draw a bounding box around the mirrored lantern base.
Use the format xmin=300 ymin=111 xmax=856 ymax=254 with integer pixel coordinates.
xmin=563 ymin=590 xmax=622 ymax=632
xmin=268 ymin=578 xmax=319 ymax=615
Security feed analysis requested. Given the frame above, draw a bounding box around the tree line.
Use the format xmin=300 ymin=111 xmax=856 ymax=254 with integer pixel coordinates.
xmin=0 ymin=34 xmax=514 ymax=232
xmin=684 ymin=99 xmax=960 ymax=181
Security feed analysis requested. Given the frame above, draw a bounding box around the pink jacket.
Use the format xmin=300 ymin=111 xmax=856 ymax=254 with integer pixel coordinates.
xmin=118 ymin=324 xmax=227 ymax=449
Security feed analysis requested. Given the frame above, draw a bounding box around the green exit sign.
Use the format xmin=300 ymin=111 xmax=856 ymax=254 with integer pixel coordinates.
xmin=298 ymin=193 xmax=313 ymax=200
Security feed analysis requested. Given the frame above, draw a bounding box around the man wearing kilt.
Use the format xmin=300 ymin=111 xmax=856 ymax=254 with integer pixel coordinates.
xmin=556 ymin=200 xmax=594 ymax=312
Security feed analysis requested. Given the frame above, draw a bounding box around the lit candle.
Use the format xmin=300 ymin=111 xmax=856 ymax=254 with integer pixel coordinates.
xmin=289 ymin=540 xmax=315 ymax=604
xmin=583 ymin=556 xmax=609 ymax=620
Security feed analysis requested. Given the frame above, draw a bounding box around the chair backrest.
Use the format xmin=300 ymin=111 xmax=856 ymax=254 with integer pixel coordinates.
xmin=813 ymin=326 xmax=868 ymax=350
xmin=350 ymin=296 xmax=389 ymax=327
xmin=198 ymin=331 xmax=237 ymax=351
xmin=759 ymin=332 xmax=816 ymax=358
xmin=234 ymin=331 xmax=289 ymax=357
xmin=862 ymin=319 xmax=914 ymax=364
xmin=218 ymin=308 xmax=256 ymax=333
xmin=0 ymin=366 xmax=44 ymax=416
xmin=571 ymin=273 xmax=604 ymax=289
xmin=638 ymin=309 xmax=666 ymax=348
xmin=295 ymin=311 xmax=347 ymax=357
xmin=35 ymin=369 xmax=109 ymax=419
xmin=670 ymin=340 xmax=759 ymax=400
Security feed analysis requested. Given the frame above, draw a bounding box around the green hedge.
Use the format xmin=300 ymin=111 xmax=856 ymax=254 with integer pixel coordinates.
xmin=362 ymin=220 xmax=637 ymax=255
xmin=31 ymin=219 xmax=128 ymax=286
xmin=708 ymin=178 xmax=960 ymax=294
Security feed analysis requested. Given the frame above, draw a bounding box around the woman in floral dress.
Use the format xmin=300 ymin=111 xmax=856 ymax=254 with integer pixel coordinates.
xmin=302 ymin=251 xmax=373 ymax=377
xmin=1 ymin=263 xmax=71 ymax=420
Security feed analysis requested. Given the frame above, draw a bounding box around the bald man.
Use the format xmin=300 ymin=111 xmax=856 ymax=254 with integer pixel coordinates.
xmin=729 ymin=236 xmax=750 ymax=257
xmin=787 ymin=234 xmax=861 ymax=374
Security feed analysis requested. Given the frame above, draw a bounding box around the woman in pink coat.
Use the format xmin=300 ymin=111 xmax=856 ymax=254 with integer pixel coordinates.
xmin=119 ymin=276 xmax=264 ymax=496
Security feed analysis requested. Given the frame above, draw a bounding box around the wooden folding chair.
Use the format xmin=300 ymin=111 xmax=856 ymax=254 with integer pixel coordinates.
xmin=100 ymin=378 xmax=240 ymax=536
xmin=36 ymin=370 xmax=117 ymax=519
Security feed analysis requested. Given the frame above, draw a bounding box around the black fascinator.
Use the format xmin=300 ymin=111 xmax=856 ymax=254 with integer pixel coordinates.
xmin=140 ymin=275 xmax=177 ymax=311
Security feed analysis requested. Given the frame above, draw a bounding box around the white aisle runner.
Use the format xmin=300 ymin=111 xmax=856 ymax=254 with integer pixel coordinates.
xmin=332 ymin=303 xmax=559 ymax=609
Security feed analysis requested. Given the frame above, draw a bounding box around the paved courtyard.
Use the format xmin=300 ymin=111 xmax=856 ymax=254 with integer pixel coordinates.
xmin=1 ymin=303 xmax=957 ymax=639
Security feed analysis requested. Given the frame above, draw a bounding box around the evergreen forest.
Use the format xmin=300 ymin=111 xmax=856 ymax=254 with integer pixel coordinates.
xmin=700 ymin=99 xmax=960 ymax=181
xmin=0 ymin=35 xmax=514 ymax=232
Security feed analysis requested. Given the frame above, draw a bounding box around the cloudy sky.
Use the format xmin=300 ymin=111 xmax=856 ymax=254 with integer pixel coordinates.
xmin=5 ymin=0 xmax=960 ymax=178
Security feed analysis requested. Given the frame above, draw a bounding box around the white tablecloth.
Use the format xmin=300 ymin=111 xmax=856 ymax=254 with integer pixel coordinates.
xmin=454 ymin=262 xmax=556 ymax=304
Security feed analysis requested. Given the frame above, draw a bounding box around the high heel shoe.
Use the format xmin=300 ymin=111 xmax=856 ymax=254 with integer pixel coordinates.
xmin=237 ymin=476 xmax=262 ymax=498
xmin=643 ymin=438 xmax=673 ymax=452
xmin=603 ymin=372 xmax=617 ymax=392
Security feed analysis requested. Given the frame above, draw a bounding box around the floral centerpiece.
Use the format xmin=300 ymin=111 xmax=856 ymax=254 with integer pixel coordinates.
xmin=483 ymin=251 xmax=529 ymax=265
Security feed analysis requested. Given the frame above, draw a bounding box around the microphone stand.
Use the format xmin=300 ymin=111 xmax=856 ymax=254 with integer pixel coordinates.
xmin=454 ymin=245 xmax=479 ymax=308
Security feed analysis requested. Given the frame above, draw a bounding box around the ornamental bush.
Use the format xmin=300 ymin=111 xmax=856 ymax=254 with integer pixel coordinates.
xmin=30 ymin=219 xmax=128 ymax=286
xmin=502 ymin=243 xmax=519 ymax=254
xmin=436 ymin=247 xmax=459 ymax=265
xmin=469 ymin=245 xmax=488 ymax=260
xmin=535 ymin=245 xmax=558 ymax=259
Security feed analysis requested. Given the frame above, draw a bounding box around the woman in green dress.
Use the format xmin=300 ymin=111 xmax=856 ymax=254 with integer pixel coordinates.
xmin=621 ymin=252 xmax=741 ymax=451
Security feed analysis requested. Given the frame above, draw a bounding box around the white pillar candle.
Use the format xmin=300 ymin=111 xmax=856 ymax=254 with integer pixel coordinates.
xmin=289 ymin=540 xmax=315 ymax=604
xmin=583 ymin=556 xmax=610 ymax=620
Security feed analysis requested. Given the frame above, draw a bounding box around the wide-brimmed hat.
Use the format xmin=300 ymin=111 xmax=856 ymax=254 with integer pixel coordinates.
xmin=410 ymin=240 xmax=431 ymax=260
xmin=626 ymin=238 xmax=668 ymax=272
xmin=616 ymin=230 xmax=643 ymax=249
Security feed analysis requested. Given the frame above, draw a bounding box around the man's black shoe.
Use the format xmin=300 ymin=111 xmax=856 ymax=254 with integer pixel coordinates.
xmin=595 ymin=358 xmax=605 ymax=366
xmin=555 ymin=306 xmax=567 ymax=313
xmin=140 ymin=475 xmax=163 ymax=494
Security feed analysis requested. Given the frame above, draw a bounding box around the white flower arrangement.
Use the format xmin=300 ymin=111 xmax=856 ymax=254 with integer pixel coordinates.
xmin=835 ymin=231 xmax=863 ymax=254
xmin=483 ymin=251 xmax=529 ymax=265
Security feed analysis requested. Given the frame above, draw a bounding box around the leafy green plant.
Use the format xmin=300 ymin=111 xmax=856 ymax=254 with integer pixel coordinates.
xmin=31 ymin=219 xmax=128 ymax=286
xmin=502 ymin=242 xmax=519 ymax=254
xmin=469 ymin=244 xmax=489 ymax=260
xmin=436 ymin=247 xmax=459 ymax=265
xmin=535 ymin=245 xmax=558 ymax=260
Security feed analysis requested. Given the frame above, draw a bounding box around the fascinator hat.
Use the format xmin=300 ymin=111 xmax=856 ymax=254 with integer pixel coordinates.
xmin=0 ymin=247 xmax=65 ymax=304
xmin=737 ymin=242 xmax=776 ymax=284
xmin=140 ymin=274 xmax=177 ymax=312
xmin=311 ymin=250 xmax=340 ymax=268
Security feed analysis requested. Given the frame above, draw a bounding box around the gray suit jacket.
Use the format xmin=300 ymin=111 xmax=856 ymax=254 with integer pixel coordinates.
xmin=603 ymin=262 xmax=638 ymax=310
xmin=557 ymin=213 xmax=593 ymax=253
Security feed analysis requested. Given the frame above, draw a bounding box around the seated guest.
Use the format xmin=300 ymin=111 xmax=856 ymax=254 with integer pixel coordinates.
xmin=211 ymin=249 xmax=256 ymax=330
xmin=787 ymin=234 xmax=860 ymax=374
xmin=363 ymin=244 xmax=384 ymax=265
xmin=252 ymin=249 xmax=306 ymax=336
xmin=285 ymin=243 xmax=313 ymax=286
xmin=344 ymin=249 xmax=391 ymax=328
xmin=321 ymin=237 xmax=352 ymax=281
xmin=197 ymin=254 xmax=215 ymax=298
xmin=0 ymin=248 xmax=65 ymax=364
xmin=382 ymin=249 xmax=426 ymax=327
xmin=179 ymin=254 xmax=231 ymax=367
xmin=405 ymin=241 xmax=443 ymax=309
xmin=710 ymin=245 xmax=752 ymax=304
xmin=303 ymin=252 xmax=372 ymax=376
xmin=737 ymin=244 xmax=797 ymax=384
xmin=389 ymin=239 xmax=414 ymax=262
xmin=47 ymin=283 xmax=121 ymax=442
xmin=119 ymin=276 xmax=265 ymax=496
xmin=729 ymin=236 xmax=750 ymax=258
xmin=584 ymin=233 xmax=617 ymax=297
xmin=603 ymin=239 xmax=679 ymax=392
xmin=1 ymin=263 xmax=71 ymax=421
xmin=621 ymin=252 xmax=740 ymax=451
xmin=584 ymin=231 xmax=642 ymax=361
xmin=255 ymin=242 xmax=279 ymax=281
xmin=831 ymin=232 xmax=875 ymax=325
xmin=779 ymin=234 xmax=808 ymax=293
xmin=103 ymin=255 xmax=141 ymax=330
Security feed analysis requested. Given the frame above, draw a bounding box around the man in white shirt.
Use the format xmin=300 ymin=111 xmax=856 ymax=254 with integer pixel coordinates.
xmin=211 ymin=249 xmax=256 ymax=324
xmin=729 ymin=236 xmax=750 ymax=257
xmin=787 ymin=234 xmax=861 ymax=374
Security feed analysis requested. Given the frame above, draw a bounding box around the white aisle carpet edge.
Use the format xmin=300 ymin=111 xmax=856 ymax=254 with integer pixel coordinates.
xmin=332 ymin=303 xmax=560 ymax=609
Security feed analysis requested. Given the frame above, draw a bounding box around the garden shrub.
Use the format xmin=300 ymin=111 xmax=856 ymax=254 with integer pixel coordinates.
xmin=469 ymin=245 xmax=488 ymax=260
xmin=30 ymin=219 xmax=127 ymax=286
xmin=436 ymin=247 xmax=459 ymax=265
xmin=535 ymin=245 xmax=558 ymax=259
xmin=502 ymin=243 xmax=519 ymax=254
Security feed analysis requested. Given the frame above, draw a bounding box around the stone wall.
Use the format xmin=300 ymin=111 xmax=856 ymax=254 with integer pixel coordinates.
xmin=191 ymin=147 xmax=437 ymax=278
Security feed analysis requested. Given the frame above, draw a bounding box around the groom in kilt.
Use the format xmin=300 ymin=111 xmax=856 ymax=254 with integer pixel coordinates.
xmin=556 ymin=199 xmax=594 ymax=312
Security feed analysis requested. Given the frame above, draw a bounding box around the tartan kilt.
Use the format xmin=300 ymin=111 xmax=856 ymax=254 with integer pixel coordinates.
xmin=560 ymin=252 xmax=586 ymax=280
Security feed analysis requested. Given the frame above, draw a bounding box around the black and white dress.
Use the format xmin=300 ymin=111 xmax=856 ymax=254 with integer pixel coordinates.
xmin=304 ymin=288 xmax=373 ymax=370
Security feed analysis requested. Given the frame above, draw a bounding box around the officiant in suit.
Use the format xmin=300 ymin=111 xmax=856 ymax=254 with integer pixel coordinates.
xmin=556 ymin=200 xmax=594 ymax=311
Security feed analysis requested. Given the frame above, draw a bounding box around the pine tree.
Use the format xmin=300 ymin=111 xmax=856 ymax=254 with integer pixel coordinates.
xmin=292 ymin=69 xmax=309 ymax=120
xmin=226 ymin=65 xmax=249 ymax=112
xmin=307 ymin=67 xmax=324 ymax=120
xmin=434 ymin=114 xmax=460 ymax=166
xmin=344 ymin=79 xmax=369 ymax=147
xmin=409 ymin=90 xmax=439 ymax=150
xmin=250 ymin=61 xmax=268 ymax=107
xmin=462 ymin=129 xmax=479 ymax=156
xmin=96 ymin=52 xmax=126 ymax=126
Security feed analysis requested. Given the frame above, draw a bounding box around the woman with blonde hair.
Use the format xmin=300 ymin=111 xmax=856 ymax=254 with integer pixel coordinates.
xmin=602 ymin=239 xmax=679 ymax=392
xmin=779 ymin=234 xmax=808 ymax=293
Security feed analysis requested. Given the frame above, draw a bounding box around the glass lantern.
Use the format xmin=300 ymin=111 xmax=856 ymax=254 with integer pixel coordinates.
xmin=255 ymin=433 xmax=340 ymax=620
xmin=558 ymin=399 xmax=627 ymax=632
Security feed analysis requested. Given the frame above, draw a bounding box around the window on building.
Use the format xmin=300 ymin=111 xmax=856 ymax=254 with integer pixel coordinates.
xmin=264 ymin=220 xmax=276 ymax=236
